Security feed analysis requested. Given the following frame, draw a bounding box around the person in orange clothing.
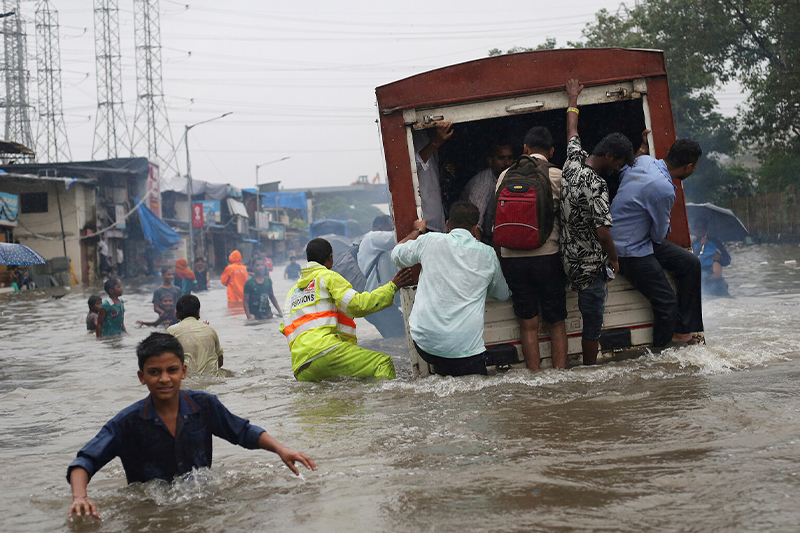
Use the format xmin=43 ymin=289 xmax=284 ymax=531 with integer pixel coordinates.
xmin=220 ymin=250 xmax=249 ymax=303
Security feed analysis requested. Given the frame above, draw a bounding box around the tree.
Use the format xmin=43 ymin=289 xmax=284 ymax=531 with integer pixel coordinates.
xmin=581 ymin=1 xmax=800 ymax=197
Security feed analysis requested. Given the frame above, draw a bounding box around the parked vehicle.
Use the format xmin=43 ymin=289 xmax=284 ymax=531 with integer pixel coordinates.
xmin=376 ymin=48 xmax=693 ymax=376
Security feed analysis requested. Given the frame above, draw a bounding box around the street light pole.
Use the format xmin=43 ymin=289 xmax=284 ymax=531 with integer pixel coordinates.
xmin=184 ymin=112 xmax=232 ymax=265
xmin=255 ymin=156 xmax=291 ymax=192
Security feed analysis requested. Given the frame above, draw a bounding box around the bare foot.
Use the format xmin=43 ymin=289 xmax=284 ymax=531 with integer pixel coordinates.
xmin=672 ymin=333 xmax=692 ymax=343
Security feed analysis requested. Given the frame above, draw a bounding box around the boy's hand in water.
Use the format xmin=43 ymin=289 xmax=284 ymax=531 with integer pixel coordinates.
xmin=69 ymin=495 xmax=101 ymax=520
xmin=276 ymin=446 xmax=318 ymax=476
xmin=392 ymin=267 xmax=415 ymax=288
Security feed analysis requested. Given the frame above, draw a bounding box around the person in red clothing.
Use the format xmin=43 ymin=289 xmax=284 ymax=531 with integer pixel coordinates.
xmin=220 ymin=250 xmax=249 ymax=303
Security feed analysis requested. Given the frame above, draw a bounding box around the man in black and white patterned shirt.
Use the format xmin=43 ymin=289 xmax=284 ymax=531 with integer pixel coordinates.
xmin=560 ymin=78 xmax=633 ymax=366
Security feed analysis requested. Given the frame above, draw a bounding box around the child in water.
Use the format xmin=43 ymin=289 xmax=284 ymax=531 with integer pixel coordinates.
xmin=86 ymin=296 xmax=102 ymax=331
xmin=136 ymin=294 xmax=180 ymax=328
xmin=66 ymin=333 xmax=316 ymax=520
xmin=96 ymin=279 xmax=126 ymax=337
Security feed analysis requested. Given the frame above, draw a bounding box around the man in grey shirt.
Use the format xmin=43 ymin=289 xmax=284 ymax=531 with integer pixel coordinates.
xmin=357 ymin=215 xmax=405 ymax=338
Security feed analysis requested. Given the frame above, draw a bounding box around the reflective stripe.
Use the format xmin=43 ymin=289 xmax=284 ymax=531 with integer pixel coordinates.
xmin=339 ymin=288 xmax=357 ymax=313
xmin=318 ymin=276 xmax=331 ymax=300
xmin=286 ymin=314 xmax=339 ymax=342
xmin=284 ymin=308 xmax=357 ymax=340
xmin=284 ymin=310 xmax=338 ymax=337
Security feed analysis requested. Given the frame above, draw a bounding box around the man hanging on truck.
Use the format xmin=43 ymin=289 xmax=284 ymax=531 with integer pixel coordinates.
xmin=462 ymin=140 xmax=515 ymax=243
xmin=561 ymin=78 xmax=633 ymax=366
xmin=495 ymin=126 xmax=568 ymax=371
xmin=610 ymin=136 xmax=704 ymax=347
xmin=412 ymin=122 xmax=454 ymax=233
xmin=391 ymin=202 xmax=511 ymax=377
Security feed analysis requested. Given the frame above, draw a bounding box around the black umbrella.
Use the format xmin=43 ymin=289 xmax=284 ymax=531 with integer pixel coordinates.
xmin=686 ymin=203 xmax=749 ymax=242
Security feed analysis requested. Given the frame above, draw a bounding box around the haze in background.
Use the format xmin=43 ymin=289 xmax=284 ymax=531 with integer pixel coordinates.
xmin=17 ymin=1 xmax=742 ymax=189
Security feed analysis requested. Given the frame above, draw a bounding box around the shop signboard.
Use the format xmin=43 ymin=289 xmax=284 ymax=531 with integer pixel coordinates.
xmin=0 ymin=192 xmax=19 ymax=227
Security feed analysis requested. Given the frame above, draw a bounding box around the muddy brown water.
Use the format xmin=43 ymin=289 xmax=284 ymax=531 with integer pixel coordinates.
xmin=2 ymin=244 xmax=800 ymax=532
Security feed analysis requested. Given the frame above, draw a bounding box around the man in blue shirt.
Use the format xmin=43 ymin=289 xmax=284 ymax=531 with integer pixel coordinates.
xmin=67 ymin=333 xmax=316 ymax=520
xmin=392 ymin=202 xmax=511 ymax=377
xmin=610 ymin=138 xmax=704 ymax=347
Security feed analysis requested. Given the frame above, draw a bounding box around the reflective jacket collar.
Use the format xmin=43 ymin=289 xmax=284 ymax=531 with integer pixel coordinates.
xmin=298 ymin=261 xmax=327 ymax=289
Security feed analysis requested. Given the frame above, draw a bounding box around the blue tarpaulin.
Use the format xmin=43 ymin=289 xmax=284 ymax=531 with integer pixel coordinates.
xmin=137 ymin=201 xmax=182 ymax=253
xmin=260 ymin=192 xmax=307 ymax=217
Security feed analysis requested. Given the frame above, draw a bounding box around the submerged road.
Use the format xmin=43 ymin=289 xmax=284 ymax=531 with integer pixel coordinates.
xmin=2 ymin=244 xmax=800 ymax=532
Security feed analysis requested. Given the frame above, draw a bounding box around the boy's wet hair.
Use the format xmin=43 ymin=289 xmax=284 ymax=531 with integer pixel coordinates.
xmin=103 ymin=278 xmax=120 ymax=296
xmin=448 ymin=201 xmax=480 ymax=230
xmin=161 ymin=266 xmax=173 ymax=275
xmin=592 ymin=133 xmax=635 ymax=166
xmin=160 ymin=293 xmax=175 ymax=304
xmin=88 ymin=295 xmax=102 ymax=310
xmin=176 ymin=294 xmax=200 ymax=319
xmin=306 ymin=238 xmax=333 ymax=264
xmin=136 ymin=332 xmax=185 ymax=370
xmin=665 ymin=138 xmax=702 ymax=167
xmin=524 ymin=126 xmax=553 ymax=152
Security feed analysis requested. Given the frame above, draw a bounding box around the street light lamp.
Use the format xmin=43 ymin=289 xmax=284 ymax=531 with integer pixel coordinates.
xmin=255 ymin=156 xmax=291 ymax=192
xmin=184 ymin=111 xmax=232 ymax=265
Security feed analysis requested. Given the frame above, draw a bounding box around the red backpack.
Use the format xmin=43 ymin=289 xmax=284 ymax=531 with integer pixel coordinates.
xmin=493 ymin=155 xmax=555 ymax=250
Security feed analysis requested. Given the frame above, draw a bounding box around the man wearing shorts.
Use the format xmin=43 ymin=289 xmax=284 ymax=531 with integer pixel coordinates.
xmin=497 ymin=126 xmax=567 ymax=371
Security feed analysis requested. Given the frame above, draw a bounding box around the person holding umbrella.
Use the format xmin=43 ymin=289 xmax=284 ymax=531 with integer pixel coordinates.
xmin=692 ymin=218 xmax=731 ymax=297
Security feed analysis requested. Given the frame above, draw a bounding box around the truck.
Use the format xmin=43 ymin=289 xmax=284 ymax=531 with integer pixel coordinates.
xmin=375 ymin=48 xmax=695 ymax=377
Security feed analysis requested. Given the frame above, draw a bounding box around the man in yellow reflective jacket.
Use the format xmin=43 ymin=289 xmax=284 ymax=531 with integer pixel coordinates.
xmin=280 ymin=238 xmax=415 ymax=382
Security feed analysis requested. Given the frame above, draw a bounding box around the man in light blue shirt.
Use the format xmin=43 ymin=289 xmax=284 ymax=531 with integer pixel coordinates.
xmin=391 ymin=202 xmax=511 ymax=377
xmin=610 ymin=138 xmax=704 ymax=347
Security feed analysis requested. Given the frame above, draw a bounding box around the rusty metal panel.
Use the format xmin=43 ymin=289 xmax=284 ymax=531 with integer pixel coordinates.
xmin=376 ymin=48 xmax=667 ymax=114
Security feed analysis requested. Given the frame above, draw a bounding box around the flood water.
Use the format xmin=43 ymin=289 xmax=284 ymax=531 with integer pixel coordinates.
xmin=2 ymin=244 xmax=800 ymax=532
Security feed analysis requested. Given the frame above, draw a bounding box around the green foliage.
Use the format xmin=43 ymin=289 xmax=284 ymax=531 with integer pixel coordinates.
xmin=757 ymin=153 xmax=800 ymax=193
xmin=313 ymin=195 xmax=383 ymax=236
xmin=488 ymin=1 xmax=800 ymax=198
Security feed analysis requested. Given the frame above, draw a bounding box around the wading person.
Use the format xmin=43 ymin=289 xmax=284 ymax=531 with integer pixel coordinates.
xmin=243 ymin=261 xmax=283 ymax=320
xmin=167 ymin=295 xmax=225 ymax=375
xmin=220 ymin=250 xmax=249 ymax=304
xmin=496 ymin=126 xmax=568 ymax=371
xmin=96 ymin=278 xmax=126 ymax=338
xmin=357 ymin=215 xmax=405 ymax=338
xmin=611 ymin=137 xmax=704 ymax=346
xmin=391 ymin=203 xmax=511 ymax=377
xmin=280 ymin=238 xmax=415 ymax=382
xmin=561 ymin=78 xmax=630 ymax=365
xmin=152 ymin=266 xmax=181 ymax=316
xmin=66 ymin=333 xmax=316 ymax=520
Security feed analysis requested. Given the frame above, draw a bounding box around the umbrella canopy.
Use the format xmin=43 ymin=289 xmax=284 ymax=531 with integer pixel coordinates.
xmin=0 ymin=242 xmax=47 ymax=265
xmin=686 ymin=203 xmax=749 ymax=242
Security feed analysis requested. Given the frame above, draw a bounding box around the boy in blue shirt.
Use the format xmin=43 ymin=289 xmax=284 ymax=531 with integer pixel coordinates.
xmin=67 ymin=333 xmax=316 ymax=520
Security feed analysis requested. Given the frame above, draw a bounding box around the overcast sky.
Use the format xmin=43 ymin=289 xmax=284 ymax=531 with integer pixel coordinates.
xmin=12 ymin=0 xmax=744 ymax=190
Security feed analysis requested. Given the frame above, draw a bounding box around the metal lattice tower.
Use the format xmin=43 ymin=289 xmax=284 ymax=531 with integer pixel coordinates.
xmin=133 ymin=0 xmax=176 ymax=171
xmin=3 ymin=0 xmax=35 ymax=159
xmin=93 ymin=0 xmax=131 ymax=160
xmin=34 ymin=0 xmax=71 ymax=162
